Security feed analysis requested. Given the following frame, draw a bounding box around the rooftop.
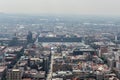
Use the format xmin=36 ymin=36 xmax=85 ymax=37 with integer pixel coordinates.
xmin=0 ymin=66 xmax=6 ymax=72
xmin=12 ymin=69 xmax=20 ymax=72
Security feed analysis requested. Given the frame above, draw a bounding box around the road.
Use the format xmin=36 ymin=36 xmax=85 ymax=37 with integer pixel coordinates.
xmin=47 ymin=50 xmax=54 ymax=80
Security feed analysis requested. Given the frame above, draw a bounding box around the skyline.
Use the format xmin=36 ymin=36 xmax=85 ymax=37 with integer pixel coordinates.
xmin=0 ymin=0 xmax=120 ymax=16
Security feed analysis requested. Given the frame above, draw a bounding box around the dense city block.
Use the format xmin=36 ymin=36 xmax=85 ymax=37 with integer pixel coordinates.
xmin=0 ymin=14 xmax=120 ymax=80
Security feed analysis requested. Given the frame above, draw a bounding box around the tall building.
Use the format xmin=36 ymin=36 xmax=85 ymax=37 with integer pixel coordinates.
xmin=0 ymin=66 xmax=6 ymax=80
xmin=114 ymin=52 xmax=120 ymax=70
xmin=115 ymin=35 xmax=118 ymax=42
xmin=99 ymin=46 xmax=108 ymax=57
xmin=43 ymin=57 xmax=49 ymax=75
xmin=6 ymin=69 xmax=22 ymax=80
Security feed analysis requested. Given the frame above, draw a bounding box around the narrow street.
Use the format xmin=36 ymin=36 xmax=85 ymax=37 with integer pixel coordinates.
xmin=47 ymin=50 xmax=54 ymax=80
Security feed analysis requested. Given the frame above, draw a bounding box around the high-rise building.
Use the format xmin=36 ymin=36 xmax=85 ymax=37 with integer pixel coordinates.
xmin=6 ymin=69 xmax=22 ymax=80
xmin=0 ymin=66 xmax=6 ymax=80
xmin=43 ymin=57 xmax=49 ymax=75
xmin=114 ymin=52 xmax=120 ymax=70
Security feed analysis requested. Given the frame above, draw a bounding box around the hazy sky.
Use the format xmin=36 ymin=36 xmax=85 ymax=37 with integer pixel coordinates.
xmin=0 ymin=0 xmax=120 ymax=15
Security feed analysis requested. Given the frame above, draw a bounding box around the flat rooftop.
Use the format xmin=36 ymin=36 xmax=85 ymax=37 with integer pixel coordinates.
xmin=0 ymin=66 xmax=6 ymax=72
xmin=12 ymin=69 xmax=20 ymax=72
